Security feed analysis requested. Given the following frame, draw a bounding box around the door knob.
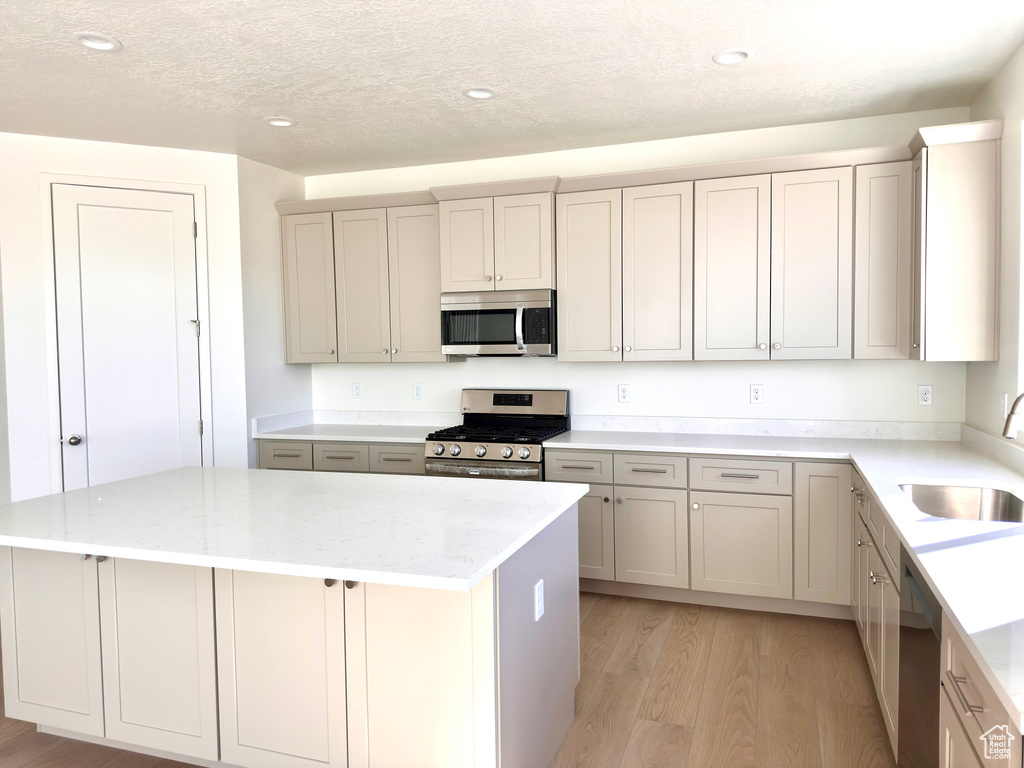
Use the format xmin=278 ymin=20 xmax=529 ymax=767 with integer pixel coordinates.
xmin=391 ymin=348 xmax=397 ymax=354
xmin=759 ymin=343 xmax=767 ymax=350
xmin=603 ymin=497 xmax=610 ymax=503
xmin=496 ymin=275 xmax=503 ymax=281
xmin=625 ymin=346 xmax=632 ymax=352
xmin=67 ymin=434 xmax=82 ymax=446
xmin=383 ymin=348 xmax=389 ymax=354
xmin=773 ymin=343 xmax=781 ymax=350
xmin=692 ymin=503 xmax=699 ymax=510
xmin=485 ymin=275 xmax=493 ymax=281
xmin=612 ymin=346 xmax=620 ymax=353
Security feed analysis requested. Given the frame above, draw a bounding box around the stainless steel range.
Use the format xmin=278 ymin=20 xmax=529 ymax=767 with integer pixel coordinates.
xmin=424 ymin=389 xmax=569 ymax=481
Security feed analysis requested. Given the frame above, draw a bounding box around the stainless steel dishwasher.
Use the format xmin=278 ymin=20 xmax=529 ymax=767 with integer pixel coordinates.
xmin=897 ymin=544 xmax=942 ymax=767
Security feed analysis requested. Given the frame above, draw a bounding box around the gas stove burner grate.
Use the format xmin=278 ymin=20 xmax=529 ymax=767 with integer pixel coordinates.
xmin=426 ymin=425 xmax=567 ymax=443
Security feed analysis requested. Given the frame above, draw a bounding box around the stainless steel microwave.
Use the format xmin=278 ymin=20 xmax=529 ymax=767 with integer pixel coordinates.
xmin=440 ymin=290 xmax=556 ymax=356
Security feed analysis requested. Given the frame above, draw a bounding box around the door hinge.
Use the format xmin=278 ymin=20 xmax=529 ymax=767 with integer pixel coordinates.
xmin=191 ymin=319 xmax=201 ymax=337
xmin=193 ymin=222 xmax=198 ymax=238
xmin=199 ymin=419 xmax=204 ymax=436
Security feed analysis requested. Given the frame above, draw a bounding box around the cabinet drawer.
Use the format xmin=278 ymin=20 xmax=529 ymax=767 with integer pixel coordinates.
xmin=545 ymin=451 xmax=614 ymax=484
xmin=259 ymin=441 xmax=313 ymax=471
xmin=370 ymin=444 xmax=425 ymax=475
xmin=689 ymin=457 xmax=792 ymax=494
xmin=614 ymin=453 xmax=687 ymax=489
xmin=313 ymin=443 xmax=369 ymax=472
xmin=941 ymin=612 xmax=1021 ymax=767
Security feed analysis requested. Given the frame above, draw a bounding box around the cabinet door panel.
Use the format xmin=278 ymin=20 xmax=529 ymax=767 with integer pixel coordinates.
xmin=216 ymin=569 xmax=348 ymax=768
xmin=578 ymin=485 xmax=614 ymax=580
xmin=911 ymin=150 xmax=926 ymax=359
xmin=770 ymin=167 xmax=853 ymax=359
xmin=690 ymin=491 xmax=793 ymax=599
xmin=494 ymin=192 xmax=554 ymax=290
xmin=556 ymin=189 xmax=623 ymax=361
xmin=880 ymin=571 xmax=899 ymax=752
xmin=440 ymin=198 xmax=494 ymax=292
xmin=853 ymin=514 xmax=870 ymax=642
xmin=334 ymin=209 xmax=392 ymax=362
xmin=854 ymin=162 xmax=912 ymax=359
xmin=865 ymin=547 xmax=883 ymax=685
xmin=283 ymin=213 xmax=338 ymax=363
xmin=622 ymin=182 xmax=693 ymax=361
xmin=693 ymin=175 xmax=770 ymax=360
xmin=0 ymin=547 xmax=103 ymax=735
xmin=100 ymin=559 xmax=218 ymax=759
xmin=794 ymin=462 xmax=852 ymax=605
xmin=939 ymin=687 xmax=984 ymax=768
xmin=388 ymin=204 xmax=445 ymax=362
xmin=613 ymin=487 xmax=688 ymax=588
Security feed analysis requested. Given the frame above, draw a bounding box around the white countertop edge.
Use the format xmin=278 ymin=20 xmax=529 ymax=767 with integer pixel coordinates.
xmin=543 ymin=440 xmax=854 ymax=461
xmin=252 ymin=430 xmax=429 ymax=444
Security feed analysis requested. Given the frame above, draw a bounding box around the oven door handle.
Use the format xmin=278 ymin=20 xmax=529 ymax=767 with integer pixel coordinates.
xmin=426 ymin=461 xmax=540 ymax=480
xmin=515 ymin=306 xmax=525 ymax=351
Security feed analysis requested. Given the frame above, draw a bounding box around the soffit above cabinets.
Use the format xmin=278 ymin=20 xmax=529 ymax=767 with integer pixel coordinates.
xmin=2 ymin=0 xmax=1024 ymax=174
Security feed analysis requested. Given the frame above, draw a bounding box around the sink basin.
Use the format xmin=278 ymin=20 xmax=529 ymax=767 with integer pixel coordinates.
xmin=899 ymin=484 xmax=1024 ymax=522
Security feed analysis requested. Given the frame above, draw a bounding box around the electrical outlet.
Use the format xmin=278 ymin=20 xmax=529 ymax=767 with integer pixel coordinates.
xmin=918 ymin=385 xmax=933 ymax=406
xmin=352 ymin=382 xmax=363 ymax=400
xmin=412 ymin=383 xmax=423 ymax=400
xmin=534 ymin=579 xmax=545 ymax=621
xmin=750 ymin=384 xmax=764 ymax=404
xmin=618 ymin=384 xmax=630 ymax=403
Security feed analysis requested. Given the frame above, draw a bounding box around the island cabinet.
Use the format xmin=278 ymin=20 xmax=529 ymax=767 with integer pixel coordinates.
xmin=439 ymin=193 xmax=554 ymax=292
xmin=283 ymin=212 xmax=338 ymax=363
xmin=0 ymin=548 xmax=219 ymax=760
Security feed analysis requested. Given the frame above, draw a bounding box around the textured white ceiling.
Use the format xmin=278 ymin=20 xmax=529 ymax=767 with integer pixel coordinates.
xmin=2 ymin=0 xmax=1023 ymax=174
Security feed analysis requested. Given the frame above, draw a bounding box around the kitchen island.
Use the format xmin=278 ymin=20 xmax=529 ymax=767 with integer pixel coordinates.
xmin=0 ymin=467 xmax=587 ymax=768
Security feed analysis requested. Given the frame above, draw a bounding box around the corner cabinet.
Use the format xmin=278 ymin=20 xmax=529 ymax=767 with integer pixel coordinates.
xmin=283 ymin=213 xmax=338 ymax=363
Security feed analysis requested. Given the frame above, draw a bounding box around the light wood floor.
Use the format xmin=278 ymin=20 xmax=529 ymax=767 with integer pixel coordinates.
xmin=0 ymin=595 xmax=896 ymax=768
xmin=550 ymin=593 xmax=897 ymax=768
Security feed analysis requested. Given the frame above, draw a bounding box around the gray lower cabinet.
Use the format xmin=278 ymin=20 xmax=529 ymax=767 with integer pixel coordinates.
xmin=577 ymin=485 xmax=614 ymax=581
xmin=258 ymin=440 xmax=425 ymax=475
xmin=260 ymin=440 xmax=314 ymax=471
xmin=613 ymin=486 xmax=689 ymax=588
xmin=794 ymin=462 xmax=852 ymax=605
xmin=314 ymin=442 xmax=370 ymax=472
xmin=369 ymin=443 xmax=426 ymax=475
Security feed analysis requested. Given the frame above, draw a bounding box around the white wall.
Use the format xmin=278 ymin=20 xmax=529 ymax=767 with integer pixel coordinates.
xmin=306 ymin=107 xmax=970 ymax=425
xmin=237 ymin=157 xmax=310 ymax=467
xmin=0 ymin=265 xmax=9 ymax=505
xmin=0 ymin=132 xmax=249 ymax=501
xmin=968 ymin=39 xmax=1024 ymax=435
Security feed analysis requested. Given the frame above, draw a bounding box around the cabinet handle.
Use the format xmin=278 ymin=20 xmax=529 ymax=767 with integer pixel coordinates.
xmin=324 ymin=579 xmax=336 ymax=588
xmin=603 ymin=497 xmax=610 ymax=503
xmin=391 ymin=348 xmax=397 ymax=354
xmin=612 ymin=346 xmax=620 ymax=353
xmin=344 ymin=580 xmax=357 ymax=589
xmin=383 ymin=348 xmax=389 ymax=354
xmin=773 ymin=343 xmax=781 ymax=350
xmin=329 ymin=349 xmax=335 ymax=355
xmin=95 ymin=556 xmax=107 ymax=563
xmin=616 ymin=498 xmax=623 ymax=504
xmin=274 ymin=452 xmax=301 ymax=458
xmin=485 ymin=275 xmax=493 ymax=281
xmin=80 ymin=554 xmax=91 ymax=561
xmin=869 ymin=570 xmax=889 ymax=585
xmin=759 ymin=343 xmax=767 ymax=350
xmin=692 ymin=503 xmax=699 ymax=510
xmin=625 ymin=345 xmax=632 ymax=352
xmin=382 ymin=457 xmax=413 ymax=462
xmin=912 ymin=342 xmax=920 ymax=349
xmin=496 ymin=275 xmax=503 ymax=281
xmin=325 ymin=455 xmax=355 ymax=460
xmin=721 ymin=472 xmax=759 ymax=479
xmin=561 ymin=464 xmax=595 ymax=470
xmin=67 ymin=434 xmax=83 ymax=446
xmin=631 ymin=467 xmax=667 ymax=474
xmin=945 ymin=670 xmax=984 ymax=717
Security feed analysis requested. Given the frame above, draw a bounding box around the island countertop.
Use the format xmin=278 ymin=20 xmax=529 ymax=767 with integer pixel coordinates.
xmin=0 ymin=467 xmax=588 ymax=591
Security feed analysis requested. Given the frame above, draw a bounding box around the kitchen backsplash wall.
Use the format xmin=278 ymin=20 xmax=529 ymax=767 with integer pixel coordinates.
xmin=311 ymin=358 xmax=965 ymax=424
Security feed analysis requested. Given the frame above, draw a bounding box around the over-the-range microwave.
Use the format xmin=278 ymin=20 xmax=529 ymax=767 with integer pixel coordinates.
xmin=440 ymin=289 xmax=556 ymax=356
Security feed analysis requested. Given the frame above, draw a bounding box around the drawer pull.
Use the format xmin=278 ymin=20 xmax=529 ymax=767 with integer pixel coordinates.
xmin=946 ymin=670 xmax=984 ymax=717
xmin=856 ymin=538 xmax=873 ymax=548
xmin=274 ymin=452 xmax=302 ymax=458
xmin=869 ymin=570 xmax=889 ymax=585
xmin=720 ymin=472 xmax=760 ymax=479
xmin=631 ymin=467 xmax=668 ymax=474
xmin=561 ymin=464 xmax=596 ymax=470
xmin=382 ymin=457 xmax=413 ymax=463
xmin=324 ymin=455 xmax=356 ymax=460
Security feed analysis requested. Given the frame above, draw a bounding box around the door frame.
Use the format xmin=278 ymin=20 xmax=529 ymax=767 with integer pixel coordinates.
xmin=40 ymin=174 xmax=214 ymax=492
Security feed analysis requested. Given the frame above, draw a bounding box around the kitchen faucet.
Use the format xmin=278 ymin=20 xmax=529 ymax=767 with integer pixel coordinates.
xmin=1003 ymin=393 xmax=1024 ymax=438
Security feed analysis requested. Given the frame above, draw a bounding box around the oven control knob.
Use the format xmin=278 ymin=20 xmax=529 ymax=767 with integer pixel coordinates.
xmin=475 ymin=445 xmax=487 ymax=457
xmin=449 ymin=444 xmax=462 ymax=457
xmin=501 ymin=446 xmax=513 ymax=459
xmin=432 ymin=443 xmax=445 ymax=456
xmin=518 ymin=447 xmax=531 ymax=460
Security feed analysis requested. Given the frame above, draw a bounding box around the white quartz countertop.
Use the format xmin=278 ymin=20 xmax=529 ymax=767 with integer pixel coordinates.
xmin=545 ymin=430 xmax=1024 ymax=730
xmin=0 ymin=468 xmax=587 ymax=592
xmin=253 ymin=424 xmax=438 ymax=444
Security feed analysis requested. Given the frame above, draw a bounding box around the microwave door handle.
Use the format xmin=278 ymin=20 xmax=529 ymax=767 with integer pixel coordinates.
xmin=515 ymin=306 xmax=525 ymax=351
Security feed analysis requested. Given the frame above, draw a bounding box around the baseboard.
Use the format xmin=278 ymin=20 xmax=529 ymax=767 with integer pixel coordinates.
xmin=580 ymin=579 xmax=854 ymax=620
xmin=38 ymin=726 xmax=240 ymax=768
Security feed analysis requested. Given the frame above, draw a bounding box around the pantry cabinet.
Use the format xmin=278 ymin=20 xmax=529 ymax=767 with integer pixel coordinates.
xmin=440 ymin=193 xmax=554 ymax=292
xmin=793 ymin=462 xmax=852 ymax=605
xmin=613 ymin=486 xmax=689 ymax=588
xmin=283 ymin=212 xmax=338 ymax=363
xmin=854 ymin=162 xmax=913 ymax=359
xmin=693 ymin=175 xmax=771 ymax=360
xmin=333 ymin=209 xmax=392 ymax=362
xmin=769 ymin=167 xmax=853 ymax=360
xmin=577 ymin=485 xmax=615 ymax=581
xmin=910 ymin=127 xmax=1000 ymax=361
xmin=622 ymin=182 xmax=694 ymax=361
xmin=556 ymin=189 xmax=623 ymax=361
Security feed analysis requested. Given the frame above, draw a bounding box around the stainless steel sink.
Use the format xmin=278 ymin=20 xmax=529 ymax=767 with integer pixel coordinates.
xmin=899 ymin=484 xmax=1024 ymax=522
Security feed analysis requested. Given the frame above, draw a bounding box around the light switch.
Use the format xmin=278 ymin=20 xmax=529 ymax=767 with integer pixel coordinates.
xmin=534 ymin=579 xmax=544 ymax=621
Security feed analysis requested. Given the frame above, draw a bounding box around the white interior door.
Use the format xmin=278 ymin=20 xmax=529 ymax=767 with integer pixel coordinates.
xmin=53 ymin=184 xmax=203 ymax=491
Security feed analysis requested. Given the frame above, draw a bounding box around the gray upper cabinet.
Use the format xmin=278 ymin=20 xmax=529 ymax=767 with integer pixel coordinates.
xmin=387 ymin=204 xmax=446 ymax=362
xmin=622 ymin=182 xmax=694 ymax=361
xmin=854 ymin=162 xmax=913 ymax=359
xmin=440 ymin=193 xmax=554 ymax=292
xmin=333 ymin=209 xmax=392 ymax=362
xmin=769 ymin=167 xmax=853 ymax=360
xmin=283 ymin=213 xmax=338 ymax=363
xmin=911 ymin=127 xmax=1000 ymax=361
xmin=693 ymin=175 xmax=771 ymax=361
xmin=556 ymin=189 xmax=624 ymax=362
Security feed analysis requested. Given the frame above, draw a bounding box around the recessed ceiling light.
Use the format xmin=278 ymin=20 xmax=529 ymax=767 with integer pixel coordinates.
xmin=464 ymin=88 xmax=494 ymax=100
xmin=72 ymin=32 xmax=123 ymax=52
xmin=264 ymin=117 xmax=294 ymax=127
xmin=712 ymin=48 xmax=752 ymax=66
